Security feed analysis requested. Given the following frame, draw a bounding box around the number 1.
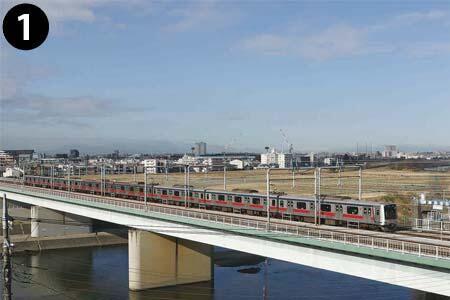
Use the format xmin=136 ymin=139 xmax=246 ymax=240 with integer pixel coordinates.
xmin=18 ymin=14 xmax=29 ymax=41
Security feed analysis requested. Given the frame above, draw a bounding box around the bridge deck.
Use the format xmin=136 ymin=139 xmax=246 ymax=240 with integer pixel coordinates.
xmin=1 ymin=183 xmax=450 ymax=271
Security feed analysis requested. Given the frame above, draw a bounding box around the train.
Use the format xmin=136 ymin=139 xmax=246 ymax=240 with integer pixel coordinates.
xmin=23 ymin=175 xmax=397 ymax=230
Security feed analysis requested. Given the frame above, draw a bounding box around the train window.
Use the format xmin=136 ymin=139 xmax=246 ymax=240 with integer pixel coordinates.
xmin=218 ymin=195 xmax=225 ymax=201
xmin=227 ymin=195 xmax=233 ymax=201
xmin=271 ymin=199 xmax=276 ymax=206
xmin=207 ymin=194 xmax=211 ymax=200
xmin=189 ymin=192 xmax=193 ymax=197
xmin=296 ymin=202 xmax=306 ymax=209
xmin=140 ymin=188 xmax=144 ymax=193
xmin=121 ymin=186 xmax=125 ymax=191
xmin=212 ymin=194 xmax=217 ymax=200
xmin=252 ymin=198 xmax=260 ymax=205
xmin=162 ymin=190 xmax=168 ymax=195
xmin=235 ymin=196 xmax=242 ymax=203
xmin=363 ymin=208 xmax=368 ymax=214
xmin=384 ymin=205 xmax=397 ymax=220
xmin=321 ymin=204 xmax=331 ymax=212
xmin=174 ymin=191 xmax=180 ymax=196
xmin=200 ymin=193 xmax=203 ymax=198
xmin=376 ymin=209 xmax=380 ymax=216
xmin=279 ymin=200 xmax=284 ymax=207
xmin=347 ymin=206 xmax=359 ymax=215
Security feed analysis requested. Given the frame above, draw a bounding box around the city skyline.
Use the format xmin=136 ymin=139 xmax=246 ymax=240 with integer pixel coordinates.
xmin=1 ymin=1 xmax=449 ymax=152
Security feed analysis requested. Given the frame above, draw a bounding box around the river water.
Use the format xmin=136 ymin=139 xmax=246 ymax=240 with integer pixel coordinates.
xmin=3 ymin=245 xmax=447 ymax=300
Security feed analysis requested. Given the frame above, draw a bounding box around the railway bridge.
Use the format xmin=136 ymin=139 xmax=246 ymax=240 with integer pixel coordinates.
xmin=1 ymin=182 xmax=450 ymax=296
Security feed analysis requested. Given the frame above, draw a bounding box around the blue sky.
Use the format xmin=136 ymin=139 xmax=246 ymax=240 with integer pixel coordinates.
xmin=1 ymin=0 xmax=449 ymax=154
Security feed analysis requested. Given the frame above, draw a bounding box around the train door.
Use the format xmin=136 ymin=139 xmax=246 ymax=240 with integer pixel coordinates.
xmin=278 ymin=199 xmax=287 ymax=216
xmin=335 ymin=204 xmax=343 ymax=222
xmin=225 ymin=195 xmax=233 ymax=212
xmin=374 ymin=206 xmax=381 ymax=224
xmin=363 ymin=206 xmax=371 ymax=224
xmin=285 ymin=200 xmax=294 ymax=220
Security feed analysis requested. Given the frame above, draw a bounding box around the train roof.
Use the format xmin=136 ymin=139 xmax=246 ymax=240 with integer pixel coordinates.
xmin=25 ymin=175 xmax=392 ymax=206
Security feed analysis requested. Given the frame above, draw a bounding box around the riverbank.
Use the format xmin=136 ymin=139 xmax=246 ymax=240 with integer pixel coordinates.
xmin=10 ymin=230 xmax=128 ymax=253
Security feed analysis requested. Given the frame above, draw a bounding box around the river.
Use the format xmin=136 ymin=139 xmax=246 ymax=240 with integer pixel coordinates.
xmin=2 ymin=245 xmax=447 ymax=300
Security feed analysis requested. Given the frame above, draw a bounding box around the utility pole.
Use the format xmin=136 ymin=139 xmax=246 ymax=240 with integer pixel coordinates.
xmin=223 ymin=151 xmax=227 ymax=191
xmin=187 ymin=166 xmax=190 ymax=208
xmin=318 ymin=167 xmax=321 ymax=225
xmin=51 ymin=165 xmax=54 ymax=189
xmin=266 ymin=168 xmax=271 ymax=231
xmin=2 ymin=194 xmax=12 ymax=300
xmin=184 ymin=165 xmax=187 ymax=208
xmin=100 ymin=165 xmax=103 ymax=196
xmin=291 ymin=167 xmax=295 ymax=189
xmin=67 ymin=164 xmax=71 ymax=192
xmin=22 ymin=162 xmax=25 ymax=187
xmin=223 ymin=164 xmax=227 ymax=191
xmin=358 ymin=166 xmax=362 ymax=201
xmin=144 ymin=167 xmax=147 ymax=205
xmin=314 ymin=168 xmax=317 ymax=225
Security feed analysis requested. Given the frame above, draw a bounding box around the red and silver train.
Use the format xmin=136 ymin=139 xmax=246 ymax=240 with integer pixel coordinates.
xmin=24 ymin=175 xmax=397 ymax=230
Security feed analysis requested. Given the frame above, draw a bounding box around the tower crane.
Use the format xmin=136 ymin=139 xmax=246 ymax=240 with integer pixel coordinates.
xmin=279 ymin=129 xmax=293 ymax=154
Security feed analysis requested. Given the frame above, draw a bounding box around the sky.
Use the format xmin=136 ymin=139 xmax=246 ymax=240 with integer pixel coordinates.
xmin=1 ymin=0 xmax=449 ymax=154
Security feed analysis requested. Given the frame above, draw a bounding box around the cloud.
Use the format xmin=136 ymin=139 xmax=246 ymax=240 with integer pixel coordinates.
xmin=1 ymin=93 xmax=150 ymax=128
xmin=394 ymin=10 xmax=449 ymax=24
xmin=162 ymin=1 xmax=237 ymax=33
xmin=239 ymin=25 xmax=369 ymax=60
xmin=0 ymin=46 xmax=54 ymax=104
xmin=405 ymin=42 xmax=450 ymax=58
xmin=237 ymin=9 xmax=450 ymax=61
xmin=1 ymin=0 xmax=153 ymax=29
xmin=0 ymin=47 xmax=146 ymax=127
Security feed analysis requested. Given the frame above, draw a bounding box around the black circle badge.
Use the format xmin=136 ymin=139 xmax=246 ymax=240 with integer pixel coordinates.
xmin=2 ymin=3 xmax=49 ymax=50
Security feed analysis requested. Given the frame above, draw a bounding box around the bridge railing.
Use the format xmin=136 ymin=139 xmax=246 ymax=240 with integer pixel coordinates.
xmin=411 ymin=218 xmax=450 ymax=233
xmin=2 ymin=182 xmax=450 ymax=261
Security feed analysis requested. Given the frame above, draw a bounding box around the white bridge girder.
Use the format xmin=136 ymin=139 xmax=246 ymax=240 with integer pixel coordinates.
xmin=2 ymin=190 xmax=450 ymax=296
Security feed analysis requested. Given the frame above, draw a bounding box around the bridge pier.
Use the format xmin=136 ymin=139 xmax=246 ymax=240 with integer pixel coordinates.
xmin=30 ymin=206 xmax=92 ymax=238
xmin=128 ymin=229 xmax=213 ymax=291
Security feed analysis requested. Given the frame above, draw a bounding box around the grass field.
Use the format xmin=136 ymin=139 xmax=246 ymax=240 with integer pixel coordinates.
xmin=76 ymin=167 xmax=450 ymax=220
xmin=78 ymin=167 xmax=450 ymax=198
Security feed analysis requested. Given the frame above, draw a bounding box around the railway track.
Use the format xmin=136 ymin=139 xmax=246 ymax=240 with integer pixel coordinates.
xmin=2 ymin=180 xmax=449 ymax=248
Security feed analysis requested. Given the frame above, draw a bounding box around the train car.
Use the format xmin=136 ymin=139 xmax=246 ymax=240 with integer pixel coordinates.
xmin=21 ymin=175 xmax=397 ymax=230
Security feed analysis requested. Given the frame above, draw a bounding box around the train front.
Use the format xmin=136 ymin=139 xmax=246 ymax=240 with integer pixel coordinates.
xmin=380 ymin=204 xmax=397 ymax=231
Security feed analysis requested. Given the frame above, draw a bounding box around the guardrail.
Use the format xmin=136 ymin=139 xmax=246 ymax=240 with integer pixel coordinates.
xmin=1 ymin=182 xmax=450 ymax=261
xmin=412 ymin=218 xmax=450 ymax=232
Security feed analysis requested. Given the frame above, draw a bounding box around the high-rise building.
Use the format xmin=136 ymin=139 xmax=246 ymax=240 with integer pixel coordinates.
xmin=69 ymin=149 xmax=80 ymax=158
xmin=382 ymin=145 xmax=398 ymax=158
xmin=260 ymin=148 xmax=293 ymax=168
xmin=0 ymin=151 xmax=15 ymax=172
xmin=194 ymin=142 xmax=207 ymax=156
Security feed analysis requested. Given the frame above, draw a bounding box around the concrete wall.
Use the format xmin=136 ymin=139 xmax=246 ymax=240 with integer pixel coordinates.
xmin=31 ymin=206 xmax=92 ymax=238
xmin=129 ymin=229 xmax=212 ymax=291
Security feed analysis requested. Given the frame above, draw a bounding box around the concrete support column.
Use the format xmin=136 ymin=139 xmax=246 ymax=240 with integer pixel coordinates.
xmin=128 ymin=229 xmax=213 ymax=291
xmin=31 ymin=206 xmax=92 ymax=238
